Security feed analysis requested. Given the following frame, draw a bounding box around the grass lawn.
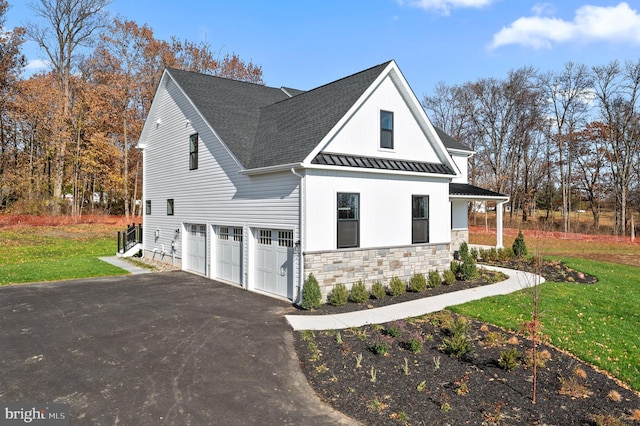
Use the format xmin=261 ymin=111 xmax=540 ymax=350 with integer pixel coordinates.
xmin=0 ymin=224 xmax=127 ymax=285
xmin=451 ymin=258 xmax=640 ymax=391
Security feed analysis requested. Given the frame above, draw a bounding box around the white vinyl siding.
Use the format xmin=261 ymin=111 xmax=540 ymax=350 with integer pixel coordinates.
xmin=141 ymin=78 xmax=299 ymax=269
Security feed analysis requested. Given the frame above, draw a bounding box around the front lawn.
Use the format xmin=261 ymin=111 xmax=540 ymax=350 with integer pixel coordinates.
xmin=0 ymin=224 xmax=127 ymax=285
xmin=450 ymin=258 xmax=640 ymax=391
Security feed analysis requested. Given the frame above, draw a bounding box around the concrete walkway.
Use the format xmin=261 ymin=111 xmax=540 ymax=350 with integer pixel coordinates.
xmin=99 ymin=256 xmax=151 ymax=274
xmin=285 ymin=265 xmax=544 ymax=331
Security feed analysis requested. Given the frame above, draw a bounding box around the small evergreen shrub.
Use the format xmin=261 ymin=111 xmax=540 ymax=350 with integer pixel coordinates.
xmin=301 ymin=273 xmax=322 ymax=310
xmin=498 ymin=348 xmax=521 ymax=372
xmin=409 ymin=273 xmax=427 ymax=292
xmin=349 ymin=280 xmax=369 ymax=303
xmin=460 ymin=255 xmax=478 ymax=280
xmin=370 ymin=336 xmax=392 ymax=355
xmin=329 ymin=284 xmax=349 ymax=306
xmin=427 ymin=270 xmax=442 ymax=288
xmin=385 ymin=320 xmax=404 ymax=337
xmin=371 ymin=280 xmax=386 ymax=299
xmin=388 ymin=276 xmax=407 ymax=296
xmin=458 ymin=241 xmax=469 ymax=259
xmin=512 ymin=229 xmax=528 ymax=257
xmin=450 ymin=260 xmax=461 ymax=275
xmin=482 ymin=247 xmax=498 ymax=261
xmin=443 ymin=269 xmax=456 ymax=285
xmin=498 ymin=247 xmax=515 ymax=261
xmin=408 ymin=332 xmax=424 ymax=353
xmin=442 ymin=328 xmax=474 ymax=360
xmin=470 ymin=247 xmax=479 ymax=260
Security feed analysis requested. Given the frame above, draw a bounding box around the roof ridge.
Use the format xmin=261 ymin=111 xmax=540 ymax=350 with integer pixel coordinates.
xmin=165 ymin=67 xmax=274 ymax=89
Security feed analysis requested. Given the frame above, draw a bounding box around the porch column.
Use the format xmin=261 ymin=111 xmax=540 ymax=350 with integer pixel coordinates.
xmin=496 ymin=200 xmax=508 ymax=248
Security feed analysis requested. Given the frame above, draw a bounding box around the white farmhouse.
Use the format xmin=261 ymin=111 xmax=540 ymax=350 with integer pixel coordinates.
xmin=135 ymin=60 xmax=508 ymax=302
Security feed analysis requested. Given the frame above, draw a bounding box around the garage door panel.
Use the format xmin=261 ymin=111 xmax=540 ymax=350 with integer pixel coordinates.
xmin=185 ymin=224 xmax=206 ymax=275
xmin=216 ymin=227 xmax=242 ymax=285
xmin=254 ymin=229 xmax=293 ymax=299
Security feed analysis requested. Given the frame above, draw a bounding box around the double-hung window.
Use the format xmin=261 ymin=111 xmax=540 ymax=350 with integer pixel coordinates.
xmin=380 ymin=110 xmax=394 ymax=149
xmin=412 ymin=195 xmax=429 ymax=244
xmin=189 ymin=133 xmax=198 ymax=170
xmin=145 ymin=200 xmax=151 ymax=215
xmin=337 ymin=193 xmax=359 ymax=248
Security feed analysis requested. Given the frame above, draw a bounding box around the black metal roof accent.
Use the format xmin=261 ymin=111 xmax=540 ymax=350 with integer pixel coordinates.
xmin=312 ymin=152 xmax=456 ymax=175
xmin=449 ymin=183 xmax=507 ymax=198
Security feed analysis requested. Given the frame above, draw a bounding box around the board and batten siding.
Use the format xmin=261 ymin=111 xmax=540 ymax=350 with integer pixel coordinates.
xmin=141 ymin=77 xmax=300 ymax=275
xmin=304 ymin=168 xmax=451 ymax=252
xmin=321 ymin=75 xmax=441 ymax=163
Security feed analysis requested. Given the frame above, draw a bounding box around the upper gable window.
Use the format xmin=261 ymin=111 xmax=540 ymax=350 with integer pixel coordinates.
xmin=189 ymin=133 xmax=198 ymax=170
xmin=380 ymin=110 xmax=394 ymax=149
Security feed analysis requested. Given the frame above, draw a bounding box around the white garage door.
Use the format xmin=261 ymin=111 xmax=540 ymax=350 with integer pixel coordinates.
xmin=216 ymin=226 xmax=243 ymax=285
xmin=254 ymin=229 xmax=294 ymax=299
xmin=185 ymin=224 xmax=206 ymax=275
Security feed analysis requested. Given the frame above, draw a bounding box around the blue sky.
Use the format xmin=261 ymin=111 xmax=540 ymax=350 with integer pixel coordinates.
xmin=5 ymin=0 xmax=640 ymax=97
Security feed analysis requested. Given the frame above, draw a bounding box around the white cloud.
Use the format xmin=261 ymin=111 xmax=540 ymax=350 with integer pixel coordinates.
xmin=25 ymin=59 xmax=50 ymax=71
xmin=490 ymin=2 xmax=640 ymax=49
xmin=400 ymin=0 xmax=494 ymax=16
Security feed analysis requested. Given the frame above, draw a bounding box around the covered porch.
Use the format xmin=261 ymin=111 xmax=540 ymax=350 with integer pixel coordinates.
xmin=450 ymin=183 xmax=510 ymax=249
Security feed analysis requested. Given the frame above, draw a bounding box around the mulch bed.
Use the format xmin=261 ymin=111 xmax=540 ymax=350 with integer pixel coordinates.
xmin=293 ymin=261 xmax=640 ymax=424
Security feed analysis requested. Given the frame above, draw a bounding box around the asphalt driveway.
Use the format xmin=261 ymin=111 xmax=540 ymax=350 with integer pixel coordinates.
xmin=0 ymin=272 xmax=357 ymax=425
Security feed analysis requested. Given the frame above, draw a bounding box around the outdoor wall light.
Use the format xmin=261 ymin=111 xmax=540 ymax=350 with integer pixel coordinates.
xmin=294 ymin=240 xmax=301 ymax=254
xmin=175 ymin=228 xmax=180 ymax=236
xmin=155 ymin=229 xmax=160 ymax=238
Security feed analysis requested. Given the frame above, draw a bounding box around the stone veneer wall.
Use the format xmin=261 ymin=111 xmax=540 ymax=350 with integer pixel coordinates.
xmin=450 ymin=229 xmax=469 ymax=254
xmin=304 ymin=243 xmax=451 ymax=299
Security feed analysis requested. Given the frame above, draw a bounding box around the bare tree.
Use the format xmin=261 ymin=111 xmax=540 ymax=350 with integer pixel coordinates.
xmin=538 ymin=62 xmax=592 ymax=233
xmin=25 ymin=0 xmax=111 ymax=213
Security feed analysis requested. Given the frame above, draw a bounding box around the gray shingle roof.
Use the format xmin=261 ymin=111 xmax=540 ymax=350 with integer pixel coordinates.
xmin=450 ymin=183 xmax=507 ymax=198
xmin=434 ymin=126 xmax=472 ymax=152
xmin=167 ymin=62 xmax=463 ymax=173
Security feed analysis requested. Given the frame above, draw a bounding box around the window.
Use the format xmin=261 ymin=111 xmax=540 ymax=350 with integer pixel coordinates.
xmin=278 ymin=230 xmax=294 ymax=248
xmin=219 ymin=227 xmax=229 ymax=240
xmin=412 ymin=195 xmax=429 ymax=244
xmin=258 ymin=229 xmax=272 ymax=245
xmin=233 ymin=228 xmax=243 ymax=242
xmin=380 ymin=110 xmax=394 ymax=149
xmin=337 ymin=193 xmax=359 ymax=248
xmin=167 ymin=199 xmax=174 ymax=216
xmin=145 ymin=200 xmax=151 ymax=215
xmin=189 ymin=133 xmax=198 ymax=170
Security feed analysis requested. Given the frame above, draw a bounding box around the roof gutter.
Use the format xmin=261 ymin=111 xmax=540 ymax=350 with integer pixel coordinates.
xmin=239 ymin=163 xmax=305 ymax=176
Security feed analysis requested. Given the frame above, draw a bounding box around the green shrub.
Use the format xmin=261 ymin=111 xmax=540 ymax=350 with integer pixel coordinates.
xmin=498 ymin=247 xmax=515 ymax=261
xmin=409 ymin=273 xmax=427 ymax=292
xmin=498 ymin=348 xmax=521 ymax=372
xmin=443 ymin=269 xmax=456 ymax=285
xmin=460 ymin=255 xmax=478 ymax=280
xmin=349 ymin=280 xmax=369 ymax=303
xmin=427 ymin=270 xmax=442 ymax=288
xmin=388 ymin=276 xmax=407 ymax=296
xmin=442 ymin=318 xmax=474 ymax=360
xmin=371 ymin=280 xmax=386 ymax=299
xmin=385 ymin=320 xmax=404 ymax=337
xmin=301 ymin=273 xmax=322 ymax=310
xmin=482 ymin=247 xmax=498 ymax=262
xmin=512 ymin=229 xmax=528 ymax=257
xmin=459 ymin=241 xmax=469 ymax=259
xmin=329 ymin=284 xmax=349 ymax=306
xmin=408 ymin=331 xmax=423 ymax=353
xmin=470 ymin=247 xmax=479 ymax=260
xmin=450 ymin=260 xmax=461 ymax=275
xmin=370 ymin=337 xmax=392 ymax=355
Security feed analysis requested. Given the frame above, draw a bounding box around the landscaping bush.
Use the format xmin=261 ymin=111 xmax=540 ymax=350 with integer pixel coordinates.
xmin=409 ymin=273 xmax=427 ymax=292
xmin=329 ymin=284 xmax=349 ymax=306
xmin=498 ymin=348 xmax=521 ymax=372
xmin=388 ymin=276 xmax=407 ymax=296
xmin=427 ymin=270 xmax=442 ymax=288
xmin=512 ymin=229 xmax=528 ymax=257
xmin=371 ymin=280 xmax=386 ymax=300
xmin=470 ymin=247 xmax=479 ymax=260
xmin=450 ymin=260 xmax=461 ymax=275
xmin=460 ymin=255 xmax=478 ymax=280
xmin=301 ymin=273 xmax=322 ymax=310
xmin=459 ymin=241 xmax=469 ymax=259
xmin=443 ymin=269 xmax=456 ymax=285
xmin=498 ymin=247 xmax=515 ymax=261
xmin=408 ymin=332 xmax=423 ymax=353
xmin=442 ymin=318 xmax=474 ymax=360
xmin=349 ymin=280 xmax=369 ymax=303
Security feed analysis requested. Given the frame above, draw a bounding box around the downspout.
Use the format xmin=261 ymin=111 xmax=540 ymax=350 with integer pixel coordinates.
xmin=291 ymin=168 xmax=305 ymax=306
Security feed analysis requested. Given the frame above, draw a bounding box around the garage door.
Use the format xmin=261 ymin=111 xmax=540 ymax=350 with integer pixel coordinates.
xmin=185 ymin=224 xmax=206 ymax=275
xmin=254 ymin=229 xmax=293 ymax=299
xmin=216 ymin=226 xmax=243 ymax=284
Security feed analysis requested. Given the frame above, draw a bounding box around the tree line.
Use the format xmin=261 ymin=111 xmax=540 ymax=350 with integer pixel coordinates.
xmin=423 ymin=60 xmax=640 ymax=236
xmin=0 ymin=0 xmax=263 ymax=220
